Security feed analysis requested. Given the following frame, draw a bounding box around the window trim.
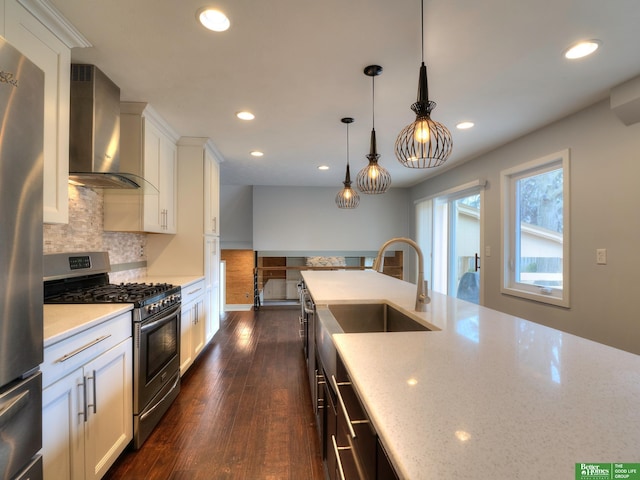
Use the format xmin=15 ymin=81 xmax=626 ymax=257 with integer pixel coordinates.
xmin=500 ymin=149 xmax=570 ymax=308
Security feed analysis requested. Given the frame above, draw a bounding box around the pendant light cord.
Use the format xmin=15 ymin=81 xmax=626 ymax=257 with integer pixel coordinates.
xmin=421 ymin=0 xmax=424 ymax=63
xmin=371 ymin=75 xmax=376 ymax=130
xmin=346 ymin=122 xmax=350 ymax=166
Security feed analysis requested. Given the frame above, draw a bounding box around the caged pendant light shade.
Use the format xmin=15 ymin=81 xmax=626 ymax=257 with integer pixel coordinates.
xmin=395 ymin=0 xmax=452 ymax=168
xmin=357 ymin=65 xmax=391 ymax=194
xmin=335 ymin=117 xmax=360 ymax=209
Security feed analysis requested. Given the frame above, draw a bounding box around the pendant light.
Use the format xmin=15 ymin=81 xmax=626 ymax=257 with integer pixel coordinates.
xmin=335 ymin=117 xmax=360 ymax=209
xmin=395 ymin=0 xmax=453 ymax=168
xmin=357 ymin=65 xmax=391 ymax=194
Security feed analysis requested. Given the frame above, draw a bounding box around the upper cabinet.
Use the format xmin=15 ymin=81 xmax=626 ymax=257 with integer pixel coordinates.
xmin=2 ymin=0 xmax=90 ymax=224
xmin=146 ymin=137 xmax=222 ymax=342
xmin=103 ymin=102 xmax=179 ymax=233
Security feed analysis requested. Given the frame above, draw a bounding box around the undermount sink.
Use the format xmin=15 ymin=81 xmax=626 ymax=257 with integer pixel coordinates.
xmin=328 ymin=303 xmax=430 ymax=333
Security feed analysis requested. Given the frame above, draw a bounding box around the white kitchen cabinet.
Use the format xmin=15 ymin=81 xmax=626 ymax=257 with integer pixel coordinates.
xmin=205 ymin=235 xmax=220 ymax=341
xmin=146 ymin=137 xmax=222 ymax=345
xmin=41 ymin=312 xmax=132 ymax=480
xmin=103 ymin=102 xmax=179 ymax=233
xmin=179 ymin=279 xmax=206 ymax=375
xmin=3 ymin=0 xmax=89 ymax=224
xmin=204 ymin=150 xmax=220 ymax=235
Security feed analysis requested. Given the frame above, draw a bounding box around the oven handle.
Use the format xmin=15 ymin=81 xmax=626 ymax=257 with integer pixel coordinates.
xmin=139 ymin=373 xmax=180 ymax=422
xmin=140 ymin=303 xmax=181 ymax=333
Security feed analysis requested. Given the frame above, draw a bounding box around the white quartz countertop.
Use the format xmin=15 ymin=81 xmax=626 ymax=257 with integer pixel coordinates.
xmin=302 ymin=270 xmax=640 ymax=479
xmin=43 ymin=276 xmax=202 ymax=347
xmin=44 ymin=304 xmax=133 ymax=347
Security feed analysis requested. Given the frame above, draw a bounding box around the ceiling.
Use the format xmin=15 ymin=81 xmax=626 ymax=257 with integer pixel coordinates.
xmin=51 ymin=0 xmax=640 ymax=188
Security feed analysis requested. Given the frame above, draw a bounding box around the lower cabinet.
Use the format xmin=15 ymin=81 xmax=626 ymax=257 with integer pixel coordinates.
xmin=41 ymin=313 xmax=132 ymax=480
xmin=180 ymin=280 xmax=206 ymax=375
xmin=313 ymin=347 xmax=399 ymax=480
xmin=376 ymin=441 xmax=399 ymax=480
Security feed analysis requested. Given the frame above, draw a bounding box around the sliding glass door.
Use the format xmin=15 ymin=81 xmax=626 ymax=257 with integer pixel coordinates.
xmin=416 ymin=182 xmax=483 ymax=304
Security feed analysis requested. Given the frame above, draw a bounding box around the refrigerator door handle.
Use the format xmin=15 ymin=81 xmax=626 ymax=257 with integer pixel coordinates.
xmin=0 ymin=389 xmax=30 ymax=427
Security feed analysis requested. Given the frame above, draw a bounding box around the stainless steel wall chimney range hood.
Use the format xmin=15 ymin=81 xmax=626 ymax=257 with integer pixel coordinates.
xmin=69 ymin=64 xmax=151 ymax=190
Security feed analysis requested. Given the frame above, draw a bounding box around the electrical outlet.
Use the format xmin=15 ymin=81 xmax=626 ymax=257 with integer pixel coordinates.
xmin=596 ymin=248 xmax=607 ymax=265
xmin=139 ymin=245 xmax=145 ymax=257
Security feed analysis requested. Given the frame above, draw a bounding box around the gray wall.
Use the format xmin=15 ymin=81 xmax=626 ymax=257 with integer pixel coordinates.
xmin=410 ymin=99 xmax=640 ymax=355
xmin=252 ymin=186 xmax=409 ymax=253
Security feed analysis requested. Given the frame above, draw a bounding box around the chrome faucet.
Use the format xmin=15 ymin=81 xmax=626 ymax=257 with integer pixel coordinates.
xmin=372 ymin=237 xmax=430 ymax=311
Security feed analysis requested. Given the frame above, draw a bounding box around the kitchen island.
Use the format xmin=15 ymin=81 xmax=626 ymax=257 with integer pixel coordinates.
xmin=302 ymin=270 xmax=640 ymax=479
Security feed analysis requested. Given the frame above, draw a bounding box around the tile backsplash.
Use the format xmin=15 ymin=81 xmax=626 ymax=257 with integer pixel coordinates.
xmin=43 ymin=186 xmax=147 ymax=282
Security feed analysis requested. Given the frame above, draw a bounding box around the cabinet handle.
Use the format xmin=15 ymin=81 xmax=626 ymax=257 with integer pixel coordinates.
xmin=86 ymin=370 xmax=97 ymax=414
xmin=187 ymin=287 xmax=203 ymax=295
xmin=331 ymin=434 xmax=349 ymax=480
xmin=315 ymin=370 xmax=325 ymax=414
xmin=212 ymin=216 xmax=217 ymax=233
xmin=332 ymin=375 xmax=369 ymax=439
xmin=55 ymin=335 xmax=111 ymax=363
xmin=80 ymin=377 xmax=88 ymax=423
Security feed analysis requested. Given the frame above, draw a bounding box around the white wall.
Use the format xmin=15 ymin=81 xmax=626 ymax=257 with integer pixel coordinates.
xmin=252 ymin=186 xmax=410 ymax=253
xmin=410 ymin=99 xmax=640 ymax=355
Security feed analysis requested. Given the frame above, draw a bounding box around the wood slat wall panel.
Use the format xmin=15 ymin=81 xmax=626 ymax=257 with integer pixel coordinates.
xmin=221 ymin=249 xmax=255 ymax=305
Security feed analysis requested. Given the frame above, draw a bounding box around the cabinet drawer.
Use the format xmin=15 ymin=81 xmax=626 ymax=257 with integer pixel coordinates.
xmin=335 ymin=358 xmax=376 ymax=480
xmin=182 ymin=279 xmax=205 ymax=304
xmin=42 ymin=312 xmax=131 ymax=388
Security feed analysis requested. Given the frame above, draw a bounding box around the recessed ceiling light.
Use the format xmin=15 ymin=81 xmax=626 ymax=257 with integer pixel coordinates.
xmin=197 ymin=8 xmax=230 ymax=32
xmin=456 ymin=121 xmax=474 ymax=130
xmin=318 ymin=165 xmax=330 ymax=171
xmin=250 ymin=151 xmax=263 ymax=157
xmin=236 ymin=111 xmax=255 ymax=121
xmin=564 ymin=40 xmax=601 ymax=59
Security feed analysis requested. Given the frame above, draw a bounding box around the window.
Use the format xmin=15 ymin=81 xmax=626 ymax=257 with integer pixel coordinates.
xmin=501 ymin=149 xmax=570 ymax=307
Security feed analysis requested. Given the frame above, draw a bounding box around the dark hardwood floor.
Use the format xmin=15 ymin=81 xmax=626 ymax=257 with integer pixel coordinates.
xmin=104 ymin=308 xmax=324 ymax=480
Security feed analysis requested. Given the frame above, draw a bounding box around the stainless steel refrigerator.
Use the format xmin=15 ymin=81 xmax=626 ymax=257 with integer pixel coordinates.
xmin=0 ymin=37 xmax=44 ymax=480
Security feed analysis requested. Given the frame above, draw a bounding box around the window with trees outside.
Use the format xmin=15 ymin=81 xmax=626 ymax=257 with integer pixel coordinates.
xmin=501 ymin=149 xmax=570 ymax=307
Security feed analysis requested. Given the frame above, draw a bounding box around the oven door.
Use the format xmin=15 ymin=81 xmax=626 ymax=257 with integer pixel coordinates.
xmin=134 ymin=303 xmax=181 ymax=413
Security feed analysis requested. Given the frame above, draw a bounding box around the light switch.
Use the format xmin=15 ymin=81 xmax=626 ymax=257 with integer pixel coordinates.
xmin=485 ymin=246 xmax=491 ymax=257
xmin=596 ymin=248 xmax=607 ymax=265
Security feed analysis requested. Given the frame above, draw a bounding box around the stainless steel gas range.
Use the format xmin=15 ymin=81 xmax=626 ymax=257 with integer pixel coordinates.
xmin=44 ymin=252 xmax=182 ymax=449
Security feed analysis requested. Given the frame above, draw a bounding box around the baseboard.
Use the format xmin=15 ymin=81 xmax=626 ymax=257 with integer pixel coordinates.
xmin=224 ymin=304 xmax=253 ymax=311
